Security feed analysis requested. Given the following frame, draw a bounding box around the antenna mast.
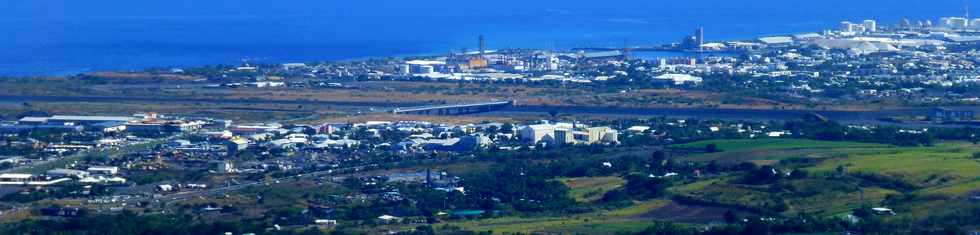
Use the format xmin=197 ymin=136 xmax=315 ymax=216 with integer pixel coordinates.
xmin=966 ymin=0 xmax=971 ymax=19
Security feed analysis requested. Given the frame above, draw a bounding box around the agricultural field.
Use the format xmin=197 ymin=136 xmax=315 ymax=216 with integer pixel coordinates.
xmin=669 ymin=138 xmax=980 ymax=218
xmin=674 ymin=139 xmax=894 ymax=165
xmin=438 ymin=199 xmax=732 ymax=234
xmin=415 ymin=138 xmax=980 ymax=234
xmin=674 ymin=139 xmax=891 ymax=152
xmin=560 ymin=176 xmax=626 ymax=203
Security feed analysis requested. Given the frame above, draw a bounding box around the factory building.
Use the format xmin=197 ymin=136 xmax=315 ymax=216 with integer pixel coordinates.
xmin=942 ymin=17 xmax=969 ymax=29
xmin=840 ymin=20 xmax=877 ymax=33
xmin=520 ymin=123 xmax=619 ymax=146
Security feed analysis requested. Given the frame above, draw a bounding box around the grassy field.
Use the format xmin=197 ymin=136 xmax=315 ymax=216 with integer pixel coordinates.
xmin=674 ymin=139 xmax=895 ymax=165
xmin=807 ymin=144 xmax=980 ymax=191
xmin=431 ymin=139 xmax=979 ymax=234
xmin=670 ymin=139 xmax=980 ymax=218
xmin=560 ymin=176 xmax=626 ymax=203
xmin=675 ymin=139 xmax=891 ymax=152
xmin=438 ymin=199 xmax=676 ymax=234
xmin=437 ymin=194 xmax=747 ymax=234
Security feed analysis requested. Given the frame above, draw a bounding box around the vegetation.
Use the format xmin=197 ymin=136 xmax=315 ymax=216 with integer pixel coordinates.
xmin=2 ymin=112 xmax=979 ymax=234
xmin=435 ymin=138 xmax=980 ymax=234
xmin=0 ymin=211 xmax=276 ymax=235
xmin=560 ymin=176 xmax=626 ymax=203
xmin=1 ymin=184 xmax=113 ymax=203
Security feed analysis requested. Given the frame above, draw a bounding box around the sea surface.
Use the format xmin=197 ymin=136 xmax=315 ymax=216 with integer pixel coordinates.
xmin=0 ymin=0 xmax=974 ymax=76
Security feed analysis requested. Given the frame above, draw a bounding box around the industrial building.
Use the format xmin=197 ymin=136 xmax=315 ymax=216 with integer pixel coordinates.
xmin=520 ymin=123 xmax=619 ymax=146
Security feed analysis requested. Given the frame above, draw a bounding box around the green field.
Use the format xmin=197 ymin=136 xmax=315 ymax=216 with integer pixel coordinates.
xmin=560 ymin=176 xmax=626 ymax=203
xmin=673 ymin=139 xmax=898 ymax=166
xmin=808 ymin=144 xmax=980 ymax=191
xmin=439 ymin=199 xmax=682 ymax=234
xmin=674 ymin=138 xmax=891 ymax=152
xmin=441 ymin=139 xmax=979 ymax=234
xmin=671 ymin=139 xmax=980 ymax=217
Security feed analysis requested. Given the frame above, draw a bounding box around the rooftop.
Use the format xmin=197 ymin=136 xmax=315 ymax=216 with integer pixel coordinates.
xmin=0 ymin=173 xmax=33 ymax=179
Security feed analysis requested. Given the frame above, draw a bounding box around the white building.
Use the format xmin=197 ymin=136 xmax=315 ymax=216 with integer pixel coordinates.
xmin=942 ymin=17 xmax=969 ymax=29
xmin=627 ymin=126 xmax=651 ymax=133
xmin=971 ymin=19 xmax=980 ymax=29
xmin=47 ymin=169 xmax=89 ymax=179
xmin=419 ymin=65 xmax=436 ymax=74
xmin=0 ymin=173 xmax=71 ymax=186
xmin=157 ymin=184 xmax=174 ymax=192
xmin=216 ymin=161 xmax=235 ymax=173
xmin=399 ymin=64 xmax=411 ymax=75
xmin=520 ymin=124 xmax=556 ymax=145
xmin=87 ymin=166 xmax=119 ymax=175
xmin=840 ymin=21 xmax=855 ymax=32
xmin=862 ymin=19 xmax=877 ymax=32
xmin=282 ymin=63 xmax=307 ymax=70
xmin=654 ymin=74 xmax=703 ymax=85
xmin=521 ymin=124 xmax=618 ymax=146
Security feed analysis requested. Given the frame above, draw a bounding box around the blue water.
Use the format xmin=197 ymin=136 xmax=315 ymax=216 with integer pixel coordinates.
xmin=0 ymin=0 xmax=973 ymax=76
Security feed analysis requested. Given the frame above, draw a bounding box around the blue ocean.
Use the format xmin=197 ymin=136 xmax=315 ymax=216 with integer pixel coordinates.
xmin=0 ymin=0 xmax=973 ymax=76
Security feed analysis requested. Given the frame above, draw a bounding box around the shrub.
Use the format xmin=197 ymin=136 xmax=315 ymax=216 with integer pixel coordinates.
xmin=705 ymin=144 xmax=718 ymax=153
xmin=788 ymin=169 xmax=809 ymax=179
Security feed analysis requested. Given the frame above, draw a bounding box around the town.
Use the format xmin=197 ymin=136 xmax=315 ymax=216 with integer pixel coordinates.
xmin=1 ymin=13 xmax=980 ymax=235
xmin=155 ymin=15 xmax=980 ymax=110
xmin=1 ymin=103 xmax=978 ymax=234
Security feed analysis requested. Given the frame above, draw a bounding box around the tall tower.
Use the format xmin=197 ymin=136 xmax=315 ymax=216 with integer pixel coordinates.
xmin=479 ymin=35 xmax=486 ymax=57
xmin=695 ymin=27 xmax=705 ymax=48
xmin=966 ymin=3 xmax=971 ymax=20
xmin=622 ymin=38 xmax=632 ymax=61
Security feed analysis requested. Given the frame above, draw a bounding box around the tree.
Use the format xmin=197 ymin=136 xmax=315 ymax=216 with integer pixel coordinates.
xmin=622 ymin=174 xmax=670 ymax=199
xmin=632 ymin=221 xmax=698 ymax=235
xmin=651 ymin=150 xmax=667 ymax=167
xmin=705 ymin=144 xmax=718 ymax=153
xmin=742 ymin=166 xmax=781 ymax=185
xmin=788 ymin=169 xmax=808 ymax=179
xmin=738 ymin=162 xmax=759 ymax=171
xmin=852 ymin=205 xmax=874 ymax=219
xmin=724 ymin=210 xmax=739 ymax=224
xmin=599 ymin=188 xmax=632 ymax=205
xmin=500 ymin=123 xmax=514 ymax=134
xmin=486 ymin=125 xmax=500 ymax=136
xmin=548 ymin=110 xmax=559 ymax=119
xmin=740 ymin=219 xmax=772 ymax=235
